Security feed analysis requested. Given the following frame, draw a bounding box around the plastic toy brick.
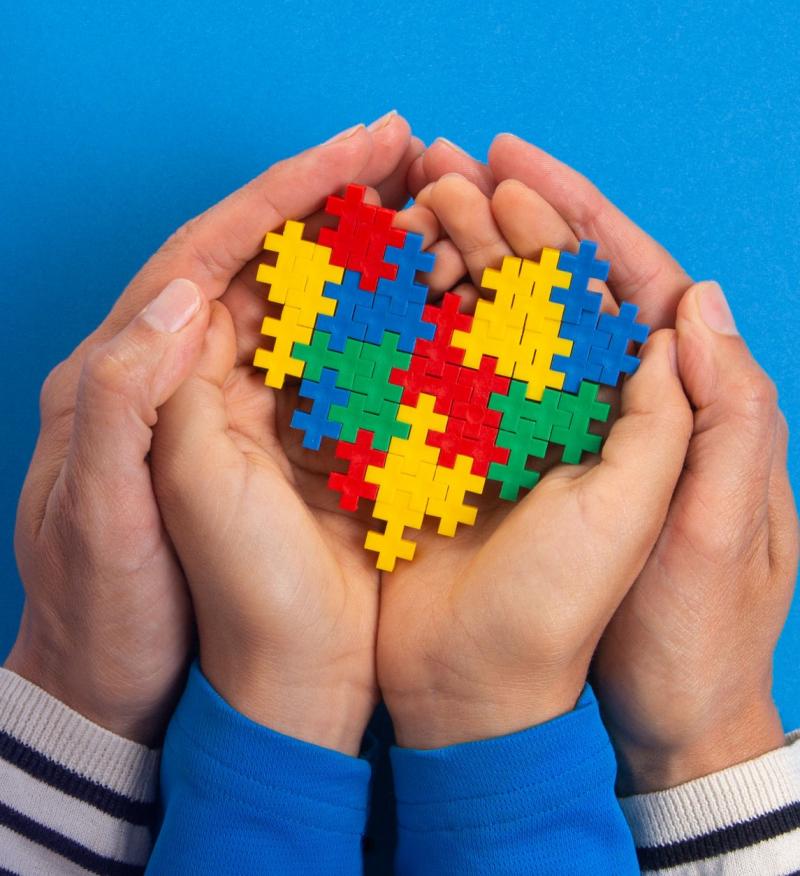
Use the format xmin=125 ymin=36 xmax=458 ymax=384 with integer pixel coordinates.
xmin=550 ymin=381 xmax=611 ymax=463
xmin=291 ymin=368 xmax=347 ymax=450
xmin=552 ymin=240 xmax=609 ymax=326
xmin=328 ymin=430 xmax=387 ymax=512
xmin=253 ymin=185 xmax=651 ymax=569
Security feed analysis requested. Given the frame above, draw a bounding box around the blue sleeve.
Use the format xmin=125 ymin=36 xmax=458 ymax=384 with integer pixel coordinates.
xmin=389 ymin=686 xmax=638 ymax=875
xmin=146 ymin=663 xmax=371 ymax=875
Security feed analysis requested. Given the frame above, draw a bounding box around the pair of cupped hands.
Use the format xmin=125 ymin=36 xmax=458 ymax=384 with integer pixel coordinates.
xmin=8 ymin=112 xmax=798 ymax=795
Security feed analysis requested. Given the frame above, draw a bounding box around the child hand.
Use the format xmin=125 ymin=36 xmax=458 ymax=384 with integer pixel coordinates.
xmin=486 ymin=134 xmax=800 ymax=792
xmin=377 ymin=174 xmax=693 ymax=749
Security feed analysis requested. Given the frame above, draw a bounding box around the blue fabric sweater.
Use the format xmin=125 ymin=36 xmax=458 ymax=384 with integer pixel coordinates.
xmin=147 ymin=664 xmax=638 ymax=874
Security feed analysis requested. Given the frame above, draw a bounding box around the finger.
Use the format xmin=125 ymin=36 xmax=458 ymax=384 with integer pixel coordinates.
xmin=421 ymin=174 xmax=514 ymax=288
xmin=487 ymin=133 xmax=693 ymax=328
xmin=150 ymin=302 xmax=243 ymax=557
xmin=45 ymin=280 xmax=211 ymax=527
xmin=407 ymin=151 xmax=428 ymax=197
xmin=677 ymin=280 xmax=779 ymax=518
xmin=767 ymin=412 xmax=800 ymax=580
xmin=100 ymin=124 xmax=378 ymax=336
xmin=581 ymin=329 xmax=693 ymax=562
xmin=389 ymin=204 xmax=441 ymax=248
xmin=376 ymin=134 xmax=426 ymax=209
xmin=417 ymin=239 xmax=469 ymax=298
xmin=491 ymin=179 xmax=617 ymax=315
xmin=421 ymin=138 xmax=496 ymax=196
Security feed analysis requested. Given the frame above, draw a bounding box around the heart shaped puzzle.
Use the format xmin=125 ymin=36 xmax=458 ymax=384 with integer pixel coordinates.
xmin=253 ymin=184 xmax=650 ymax=570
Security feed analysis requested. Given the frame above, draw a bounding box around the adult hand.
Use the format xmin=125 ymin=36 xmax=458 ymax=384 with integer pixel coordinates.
xmin=377 ymin=173 xmax=693 ymax=749
xmin=483 ymin=133 xmax=800 ymax=793
xmin=7 ymin=112 xmax=420 ymax=746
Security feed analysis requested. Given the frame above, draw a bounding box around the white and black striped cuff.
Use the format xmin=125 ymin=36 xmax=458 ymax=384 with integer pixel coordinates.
xmin=620 ymin=730 xmax=800 ymax=875
xmin=0 ymin=668 xmax=160 ymax=875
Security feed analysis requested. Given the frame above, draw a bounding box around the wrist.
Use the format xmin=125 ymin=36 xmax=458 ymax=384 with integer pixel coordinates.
xmin=386 ymin=680 xmax=585 ymax=749
xmin=200 ymin=646 xmax=376 ymax=756
xmin=614 ymin=699 xmax=786 ymax=795
xmin=5 ymin=616 xmax=167 ymax=746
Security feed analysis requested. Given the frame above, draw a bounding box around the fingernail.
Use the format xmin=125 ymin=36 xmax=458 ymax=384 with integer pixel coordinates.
xmin=141 ymin=278 xmax=201 ymax=333
xmin=368 ymin=109 xmax=397 ymax=131
xmin=323 ymin=122 xmax=365 ymax=144
xmin=668 ymin=336 xmax=679 ymax=375
xmin=698 ymin=281 xmax=738 ymax=336
xmin=435 ymin=136 xmax=470 ymax=156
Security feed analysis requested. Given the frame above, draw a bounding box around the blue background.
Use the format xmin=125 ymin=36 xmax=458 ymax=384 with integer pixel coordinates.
xmin=1 ymin=2 xmax=798 ymax=725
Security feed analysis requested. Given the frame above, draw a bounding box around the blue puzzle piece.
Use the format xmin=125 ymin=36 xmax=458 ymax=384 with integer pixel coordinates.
xmin=589 ymin=302 xmax=650 ymax=384
xmin=291 ymin=367 xmax=348 ymax=449
xmin=315 ymin=270 xmax=373 ymax=352
xmin=353 ymin=233 xmax=437 ymax=352
xmin=552 ymin=291 xmax=607 ymax=392
xmin=552 ymin=240 xmax=609 ymax=325
xmin=553 ymin=316 xmax=609 ymax=392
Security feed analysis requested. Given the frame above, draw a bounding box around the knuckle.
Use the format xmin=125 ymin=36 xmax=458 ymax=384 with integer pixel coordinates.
xmin=39 ymin=361 xmax=68 ymax=417
xmin=82 ymin=344 xmax=130 ymax=397
xmin=738 ymin=372 xmax=778 ymax=420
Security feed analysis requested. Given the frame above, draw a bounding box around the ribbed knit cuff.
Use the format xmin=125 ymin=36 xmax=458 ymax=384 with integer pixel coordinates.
xmin=164 ymin=662 xmax=372 ymax=836
xmin=620 ymin=731 xmax=800 ymax=847
xmin=0 ymin=668 xmax=159 ymax=803
xmin=620 ymin=731 xmax=800 ymax=873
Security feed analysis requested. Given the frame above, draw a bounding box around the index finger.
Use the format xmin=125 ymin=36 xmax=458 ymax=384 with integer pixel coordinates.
xmin=487 ymin=133 xmax=693 ymax=329
xmin=100 ymin=123 xmax=380 ymax=338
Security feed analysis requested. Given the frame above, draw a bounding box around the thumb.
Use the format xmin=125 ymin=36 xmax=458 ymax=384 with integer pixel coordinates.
xmin=67 ymin=278 xmax=209 ymax=491
xmin=675 ymin=280 xmax=778 ymax=503
xmin=583 ymin=329 xmax=693 ymax=562
xmin=149 ymin=299 xmax=239 ymax=504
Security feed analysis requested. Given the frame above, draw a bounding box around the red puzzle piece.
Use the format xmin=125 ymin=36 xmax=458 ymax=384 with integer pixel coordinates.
xmin=327 ymin=429 xmax=388 ymax=511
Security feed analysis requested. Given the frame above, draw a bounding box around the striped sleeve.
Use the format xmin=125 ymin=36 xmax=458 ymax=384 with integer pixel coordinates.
xmin=0 ymin=668 xmax=159 ymax=875
xmin=620 ymin=730 xmax=800 ymax=875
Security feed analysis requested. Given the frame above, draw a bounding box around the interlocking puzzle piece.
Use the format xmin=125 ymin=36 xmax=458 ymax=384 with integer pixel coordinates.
xmin=513 ymin=324 xmax=574 ymax=400
xmin=487 ymin=421 xmax=548 ymax=500
xmin=253 ymin=220 xmax=344 ymax=387
xmin=588 ymin=302 xmax=650 ymax=385
xmin=364 ymin=514 xmax=418 ymax=572
xmin=550 ymin=381 xmax=611 ymax=463
xmin=427 ymin=455 xmax=487 ymax=536
xmin=427 ymin=417 xmax=510 ymax=476
xmin=390 ymin=293 xmax=470 ymax=413
xmin=319 ymin=185 xmax=406 ymax=291
xmin=253 ymin=306 xmax=313 ymax=388
xmin=362 ymin=394 xmax=449 ymax=570
xmin=315 ymin=270 xmax=373 ymax=351
xmin=256 ymin=220 xmax=317 ymax=304
xmin=449 ymin=356 xmax=510 ymax=432
xmin=489 ymin=381 xmax=572 ymax=442
xmin=452 ymin=252 xmax=574 ymax=399
xmin=255 ymin=223 xmax=341 ymax=325
xmin=330 ymin=392 xmax=410 ymax=451
xmin=292 ymin=331 xmax=372 ymax=390
xmin=328 ymin=429 xmax=387 ymax=511
xmin=351 ymin=332 xmax=411 ymax=413
xmin=552 ymin=240 xmax=609 ymax=326
xmin=291 ymin=368 xmax=347 ymax=450
xmin=551 ymin=303 xmax=608 ymax=393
